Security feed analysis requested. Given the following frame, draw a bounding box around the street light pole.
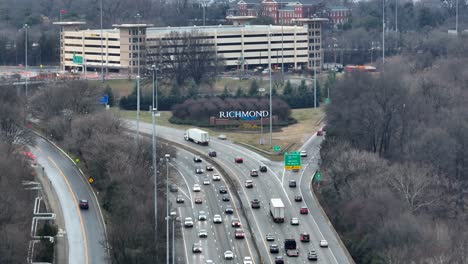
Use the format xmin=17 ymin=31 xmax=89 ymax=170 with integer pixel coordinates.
xmin=151 ymin=65 xmax=158 ymax=260
xmin=456 ymin=0 xmax=459 ymax=33
xmin=172 ymin=217 xmax=175 ymax=264
xmin=268 ymin=29 xmax=273 ymax=146
xmin=23 ymin=24 xmax=29 ymax=99
xmin=100 ymin=0 xmax=104 ymax=82
xmin=313 ymin=51 xmax=317 ymax=108
xmin=382 ymin=0 xmax=385 ymax=67
xmin=165 ymin=154 xmax=170 ymax=264
xmin=135 ymin=13 xmax=142 ymax=145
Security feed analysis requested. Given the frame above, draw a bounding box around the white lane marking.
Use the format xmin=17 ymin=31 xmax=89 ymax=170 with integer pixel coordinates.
xmin=170 ymin=163 xmax=193 ymax=207
xmin=178 ymin=207 xmax=190 ymax=264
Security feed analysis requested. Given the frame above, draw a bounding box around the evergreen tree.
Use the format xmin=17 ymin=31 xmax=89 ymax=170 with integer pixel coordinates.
xmin=272 ymin=85 xmax=278 ymax=96
xmin=103 ymin=85 xmax=115 ymax=107
xmin=188 ymin=80 xmax=199 ymax=97
xmin=283 ymin=80 xmax=293 ymax=95
xmin=221 ymin=85 xmax=230 ymax=99
xmin=235 ymin=86 xmax=244 ymax=97
xmin=298 ymin=80 xmax=308 ymax=95
xmin=248 ymin=79 xmax=259 ymax=96
xmin=170 ymin=82 xmax=181 ymax=97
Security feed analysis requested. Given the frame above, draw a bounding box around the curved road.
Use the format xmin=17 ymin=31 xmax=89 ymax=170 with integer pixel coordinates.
xmin=31 ymin=136 xmax=108 ymax=264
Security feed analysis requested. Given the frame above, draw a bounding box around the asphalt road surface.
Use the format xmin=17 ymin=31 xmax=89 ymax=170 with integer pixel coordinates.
xmin=31 ymin=136 xmax=108 ymax=264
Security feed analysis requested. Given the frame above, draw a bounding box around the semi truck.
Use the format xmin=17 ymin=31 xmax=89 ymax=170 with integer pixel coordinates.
xmin=269 ymin=198 xmax=285 ymax=223
xmin=184 ymin=128 xmax=209 ymax=146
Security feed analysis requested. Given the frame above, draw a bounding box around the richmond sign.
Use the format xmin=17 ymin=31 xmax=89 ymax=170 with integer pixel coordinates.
xmin=219 ymin=111 xmax=269 ymax=120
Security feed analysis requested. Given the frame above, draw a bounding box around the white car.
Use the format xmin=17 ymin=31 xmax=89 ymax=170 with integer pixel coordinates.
xmin=320 ymin=239 xmax=329 ymax=247
xmin=300 ymin=150 xmax=307 ymax=157
xmin=193 ymin=184 xmax=201 ymax=192
xmin=199 ymin=229 xmax=208 ymax=238
xmin=198 ymin=211 xmax=207 ymax=221
xmin=224 ymin=250 xmax=234 ymax=260
xmin=243 ymin=256 xmax=253 ymax=264
xmin=213 ymin=214 xmax=222 ymax=223
xmin=184 ymin=217 xmax=193 ymax=227
xmin=218 ymin=134 xmax=227 ymax=140
xmin=212 ymin=174 xmax=221 ymax=181
xmin=291 ymin=217 xmax=300 ymax=225
xmin=203 ymin=179 xmax=210 ymax=185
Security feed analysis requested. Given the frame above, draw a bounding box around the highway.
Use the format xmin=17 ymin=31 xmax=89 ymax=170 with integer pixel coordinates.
xmin=170 ymin=146 xmax=257 ymax=263
xmin=127 ymin=120 xmax=352 ymax=264
xmin=31 ymin=136 xmax=108 ymax=264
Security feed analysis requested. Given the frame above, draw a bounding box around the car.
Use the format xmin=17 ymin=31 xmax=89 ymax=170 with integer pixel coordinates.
xmin=206 ymin=260 xmax=214 ymax=264
xmin=319 ymin=239 xmax=328 ymax=247
xmin=266 ymin=234 xmax=275 ymax=241
xmin=213 ymin=214 xmax=222 ymax=223
xmin=235 ymin=228 xmax=245 ymax=239
xmin=300 ymin=233 xmax=310 ymax=242
xmin=308 ymin=250 xmax=318 ymax=261
xmin=206 ymin=164 xmax=214 ymax=171
xmin=208 ymin=150 xmax=217 ymax=157
xmin=203 ymin=179 xmax=210 ymax=185
xmin=194 ymin=198 xmax=203 ymax=204
xmin=250 ymin=169 xmax=259 ymax=177
xmin=293 ymin=168 xmax=300 ymax=172
xmin=259 ymin=165 xmax=267 ymax=172
xmin=251 ymin=199 xmax=261 ymax=209
xmin=291 ymin=217 xmax=300 ymax=225
xmin=219 ymin=186 xmax=227 ymax=194
xmin=218 ymin=134 xmax=227 ymax=140
xmin=274 ymin=256 xmax=285 ymax=264
xmin=245 ymin=180 xmax=254 ymax=188
xmin=193 ymin=156 xmax=202 ymax=162
xmin=198 ymin=211 xmax=207 ymax=221
xmin=231 ymin=218 xmax=241 ymax=227
xmin=184 ymin=217 xmax=194 ymax=227
xmin=193 ymin=184 xmax=201 ymax=192
xmin=286 ymin=249 xmax=299 ymax=257
xmin=300 ymin=150 xmax=307 ymax=157
xmin=176 ymin=195 xmax=185 ymax=203
xmin=294 ymin=195 xmax=303 ymax=202
xmin=212 ymin=174 xmax=221 ymax=181
xmin=195 ymin=166 xmax=204 ymax=174
xmin=79 ymin=199 xmax=89 ymax=210
xmin=225 ymin=207 xmax=234 ymax=214
xmin=270 ymin=244 xmax=279 ymax=253
xmin=289 ymin=180 xmax=297 ymax=187
xmin=222 ymin=194 xmax=230 ymax=201
xmin=316 ymin=130 xmax=324 ymax=136
xmin=169 ymin=184 xmax=178 ymax=192
xmin=192 ymin=243 xmax=202 ymax=253
xmin=243 ymin=256 xmax=253 ymax=264
xmin=199 ymin=229 xmax=208 ymax=238
xmin=300 ymin=206 xmax=309 ymax=214
xmin=234 ymin=157 xmax=243 ymax=163
xmin=224 ymin=250 xmax=234 ymax=260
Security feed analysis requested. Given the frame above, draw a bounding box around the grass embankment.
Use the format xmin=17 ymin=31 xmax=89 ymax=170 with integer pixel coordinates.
xmin=115 ymin=107 xmax=325 ymax=160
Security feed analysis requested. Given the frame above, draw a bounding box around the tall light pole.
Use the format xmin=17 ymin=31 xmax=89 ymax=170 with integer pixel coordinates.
xmin=172 ymin=216 xmax=176 ymax=264
xmin=313 ymin=49 xmax=317 ymax=108
xmin=395 ymin=0 xmax=398 ymax=32
xmin=135 ymin=13 xmax=142 ymax=145
xmin=456 ymin=0 xmax=459 ymax=33
xmin=268 ymin=29 xmax=273 ymax=146
xmin=382 ymin=0 xmax=385 ymax=67
xmin=151 ymin=64 xmax=158 ymax=260
xmin=23 ymin=24 xmax=30 ymax=99
xmin=100 ymin=0 xmax=104 ymax=82
xmin=164 ymin=154 xmax=170 ymax=264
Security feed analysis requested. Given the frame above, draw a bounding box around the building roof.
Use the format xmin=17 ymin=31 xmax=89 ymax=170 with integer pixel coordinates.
xmin=329 ymin=6 xmax=351 ymax=11
xmin=147 ymin=24 xmax=306 ymax=35
xmin=278 ymin=0 xmax=320 ymax=5
xmin=279 ymin=6 xmax=296 ymax=11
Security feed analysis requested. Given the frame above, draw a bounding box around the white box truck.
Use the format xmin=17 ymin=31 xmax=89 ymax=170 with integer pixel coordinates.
xmin=184 ymin=128 xmax=210 ymax=146
xmin=269 ymin=198 xmax=285 ymax=223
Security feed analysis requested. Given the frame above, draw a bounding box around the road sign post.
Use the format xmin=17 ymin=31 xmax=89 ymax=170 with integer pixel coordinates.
xmin=315 ymin=172 xmax=322 ymax=182
xmin=284 ymin=151 xmax=301 ymax=170
xmin=274 ymin=145 xmax=281 ymax=152
xmin=73 ymin=53 xmax=83 ymax=65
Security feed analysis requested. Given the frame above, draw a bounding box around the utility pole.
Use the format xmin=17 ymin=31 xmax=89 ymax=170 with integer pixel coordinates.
xmin=23 ymin=24 xmax=29 ymax=99
xmin=313 ymin=50 xmax=317 ymax=108
xmin=382 ymin=0 xmax=385 ymax=67
xmin=268 ymin=29 xmax=272 ymax=146
xmin=395 ymin=0 xmax=398 ymax=32
xmin=456 ymin=0 xmax=459 ymax=33
xmin=165 ymin=154 xmax=170 ymax=264
xmin=151 ymin=64 xmax=158 ymax=262
xmin=100 ymin=0 xmax=104 ymax=82
xmin=135 ymin=13 xmax=142 ymax=145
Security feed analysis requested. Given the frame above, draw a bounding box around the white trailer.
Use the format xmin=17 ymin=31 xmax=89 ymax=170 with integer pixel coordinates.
xmin=184 ymin=128 xmax=210 ymax=146
xmin=269 ymin=198 xmax=285 ymax=223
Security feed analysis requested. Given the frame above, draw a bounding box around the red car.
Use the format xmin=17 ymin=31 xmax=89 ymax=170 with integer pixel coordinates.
xmin=300 ymin=233 xmax=310 ymax=242
xmin=235 ymin=157 xmax=244 ymax=163
xmin=79 ymin=199 xmax=89 ymax=210
xmin=317 ymin=130 xmax=324 ymax=136
xmin=300 ymin=206 xmax=309 ymax=214
xmin=235 ymin=228 xmax=245 ymax=239
xmin=194 ymin=198 xmax=203 ymax=204
xmin=231 ymin=218 xmax=241 ymax=227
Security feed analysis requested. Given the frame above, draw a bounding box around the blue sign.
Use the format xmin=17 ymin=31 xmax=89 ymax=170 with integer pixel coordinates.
xmin=99 ymin=94 xmax=109 ymax=105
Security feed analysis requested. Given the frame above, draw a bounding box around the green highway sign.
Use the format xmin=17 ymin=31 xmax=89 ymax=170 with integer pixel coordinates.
xmin=315 ymin=172 xmax=322 ymax=182
xmin=284 ymin=152 xmax=301 ymax=170
xmin=325 ymin=98 xmax=331 ymax=104
xmin=274 ymin=145 xmax=281 ymax=152
xmin=73 ymin=53 xmax=83 ymax=65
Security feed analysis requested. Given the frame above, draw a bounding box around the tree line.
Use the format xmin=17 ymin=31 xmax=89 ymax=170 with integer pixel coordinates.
xmin=319 ymin=35 xmax=468 ymax=263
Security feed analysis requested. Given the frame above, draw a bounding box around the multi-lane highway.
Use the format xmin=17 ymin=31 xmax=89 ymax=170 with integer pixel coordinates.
xmin=128 ymin=120 xmax=353 ymax=264
xmin=169 ymin=147 xmax=258 ymax=263
xmin=31 ymin=136 xmax=108 ymax=264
